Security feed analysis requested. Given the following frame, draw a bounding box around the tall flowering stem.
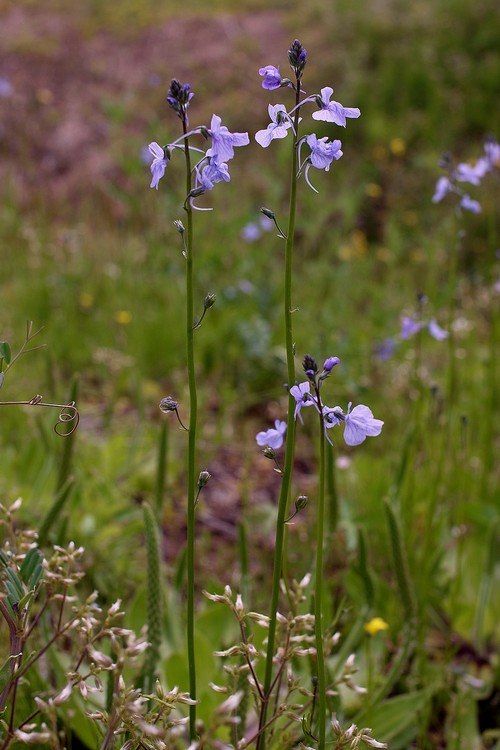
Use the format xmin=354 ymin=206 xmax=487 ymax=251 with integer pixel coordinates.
xmin=257 ymin=54 xmax=302 ymax=750
xmin=313 ymin=383 xmax=327 ymax=749
xmin=182 ymin=113 xmax=198 ymax=739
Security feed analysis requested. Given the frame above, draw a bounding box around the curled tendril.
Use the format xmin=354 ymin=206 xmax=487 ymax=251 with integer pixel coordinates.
xmin=0 ymin=395 xmax=80 ymax=437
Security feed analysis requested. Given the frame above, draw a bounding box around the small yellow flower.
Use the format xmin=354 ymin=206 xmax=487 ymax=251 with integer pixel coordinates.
xmin=114 ymin=310 xmax=132 ymax=325
xmin=390 ymin=137 xmax=406 ymax=157
xmin=364 ymin=617 xmax=389 ymax=636
xmin=365 ymin=183 xmax=383 ymax=198
xmin=79 ymin=292 xmax=94 ymax=308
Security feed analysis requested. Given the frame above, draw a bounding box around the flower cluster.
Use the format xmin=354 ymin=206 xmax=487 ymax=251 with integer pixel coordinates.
xmin=255 ymin=40 xmax=360 ymax=192
xmin=256 ymin=355 xmax=383 ymax=449
xmin=148 ymin=81 xmax=249 ymax=204
xmin=432 ymin=136 xmax=499 ymax=214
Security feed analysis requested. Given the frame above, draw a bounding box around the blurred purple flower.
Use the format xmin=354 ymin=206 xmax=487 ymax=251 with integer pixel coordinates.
xmin=290 ymin=381 xmax=315 ymax=423
xmin=0 ymin=78 xmax=13 ymax=97
xmin=255 ymin=104 xmax=292 ymax=148
xmin=455 ymin=162 xmax=482 ymax=186
xmin=400 ymin=315 xmax=422 ymax=339
xmin=241 ymin=222 xmax=261 ymax=242
xmin=259 ymin=65 xmax=282 ymax=90
xmin=256 ymin=420 xmax=287 ymax=449
xmin=459 ymin=194 xmax=481 ymax=213
xmin=432 ymin=176 xmax=452 ymax=203
xmin=259 ymin=214 xmax=274 ymax=231
xmin=375 ymin=338 xmax=397 ymax=361
xmin=344 ymin=403 xmax=384 ymax=446
xmin=427 ymin=319 xmax=448 ymax=340
xmin=312 ymin=87 xmax=361 ymax=127
xmin=206 ymin=114 xmax=249 ymax=163
xmin=148 ymin=142 xmax=168 ymax=189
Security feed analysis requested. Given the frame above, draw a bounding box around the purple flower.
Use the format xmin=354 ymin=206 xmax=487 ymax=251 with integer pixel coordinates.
xmin=344 ymin=403 xmax=384 ymax=446
xmin=375 ymin=338 xmax=397 ymax=361
xmin=0 ymin=78 xmax=13 ymax=97
xmin=289 ymin=381 xmax=315 ymax=423
xmin=255 ymin=104 xmax=292 ymax=148
xmin=206 ymin=114 xmax=249 ymax=163
xmin=432 ymin=176 xmax=452 ymax=203
xmin=427 ymin=319 xmax=448 ymax=340
xmin=400 ymin=315 xmax=422 ymax=339
xmin=259 ymin=65 xmax=282 ymax=90
xmin=455 ymin=162 xmax=482 ymax=186
xmin=323 ymin=356 xmax=341 ymax=373
xmin=148 ymin=142 xmax=168 ymax=189
xmin=312 ymin=87 xmax=361 ymax=127
xmin=322 ymin=405 xmax=343 ymax=430
xmin=459 ymin=194 xmax=481 ymax=214
xmin=197 ymin=159 xmax=230 ymax=191
xmin=484 ymin=137 xmax=500 ymax=168
xmin=303 ymin=134 xmax=343 ymax=192
xmin=241 ymin=222 xmax=261 ymax=242
xmin=256 ymin=420 xmax=287 ymax=449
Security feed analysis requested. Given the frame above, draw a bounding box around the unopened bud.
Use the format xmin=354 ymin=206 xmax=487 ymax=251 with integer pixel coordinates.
xmin=197 ymin=470 xmax=211 ymax=489
xmin=174 ymin=219 xmax=185 ymax=234
xmin=159 ymin=396 xmax=179 ymax=413
xmin=262 ymin=446 xmax=276 ymax=460
xmin=295 ymin=495 xmax=308 ymax=511
xmin=260 ymin=207 xmax=275 ymax=220
xmin=204 ymin=293 xmax=216 ymax=310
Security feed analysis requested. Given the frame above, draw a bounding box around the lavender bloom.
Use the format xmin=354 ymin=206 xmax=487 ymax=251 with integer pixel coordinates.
xmin=148 ymin=142 xmax=168 ymax=189
xmin=256 ymin=420 xmax=287 ymax=449
xmin=460 ymin=194 xmax=481 ymax=214
xmin=432 ymin=176 xmax=452 ymax=203
xmin=0 ymin=78 xmax=13 ymax=97
xmin=323 ymin=356 xmax=341 ymax=372
xmin=455 ymin=162 xmax=482 ymax=186
xmin=303 ymin=134 xmax=343 ymax=192
xmin=289 ymin=381 xmax=315 ymax=423
xmin=428 ymin=319 xmax=448 ymax=340
xmin=197 ymin=159 xmax=230 ymax=191
xmin=400 ymin=315 xmax=422 ymax=339
xmin=484 ymin=137 xmax=500 ymax=168
xmin=255 ymin=104 xmax=292 ymax=148
xmin=206 ymin=114 xmax=249 ymax=163
xmin=344 ymin=403 xmax=384 ymax=446
xmin=323 ymin=405 xmax=343 ymax=429
xmin=241 ymin=222 xmax=261 ymax=242
xmin=375 ymin=338 xmax=397 ymax=361
xmin=312 ymin=87 xmax=361 ymax=127
xmin=259 ymin=65 xmax=282 ymax=90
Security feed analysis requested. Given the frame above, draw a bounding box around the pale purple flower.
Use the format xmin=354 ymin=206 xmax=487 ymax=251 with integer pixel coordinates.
xmin=484 ymin=137 xmax=500 ymax=169
xmin=322 ymin=405 xmax=343 ymax=429
xmin=459 ymin=194 xmax=481 ymax=214
xmin=400 ymin=315 xmax=422 ymax=339
xmin=344 ymin=403 xmax=384 ymax=446
xmin=197 ymin=159 xmax=230 ymax=191
xmin=255 ymin=104 xmax=292 ymax=148
xmin=455 ymin=162 xmax=482 ymax=186
xmin=427 ymin=319 xmax=448 ymax=340
xmin=303 ymin=133 xmax=343 ymax=192
xmin=206 ymin=114 xmax=249 ymax=163
xmin=260 ymin=215 xmax=274 ymax=231
xmin=0 ymin=78 xmax=13 ymax=97
xmin=259 ymin=65 xmax=282 ymax=90
xmin=148 ymin=142 xmax=168 ymax=189
xmin=375 ymin=338 xmax=397 ymax=361
xmin=256 ymin=420 xmax=287 ymax=449
xmin=312 ymin=87 xmax=361 ymax=127
xmin=289 ymin=381 xmax=315 ymax=423
xmin=323 ymin=356 xmax=341 ymax=372
xmin=432 ymin=176 xmax=452 ymax=203
xmin=241 ymin=222 xmax=261 ymax=242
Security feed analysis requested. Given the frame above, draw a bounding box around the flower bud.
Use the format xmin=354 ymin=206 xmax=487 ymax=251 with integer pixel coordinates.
xmin=262 ymin=446 xmax=276 ymax=460
xmin=302 ymin=354 xmax=318 ymax=381
xmin=159 ymin=396 xmax=179 ymax=413
xmin=295 ymin=495 xmax=308 ymax=511
xmin=287 ymin=39 xmax=307 ymax=79
xmin=174 ymin=219 xmax=185 ymax=234
xmin=204 ymin=293 xmax=216 ymax=310
xmin=260 ymin=207 xmax=275 ymax=220
xmin=323 ymin=356 xmax=340 ymax=373
xmin=197 ymin=470 xmax=211 ymax=489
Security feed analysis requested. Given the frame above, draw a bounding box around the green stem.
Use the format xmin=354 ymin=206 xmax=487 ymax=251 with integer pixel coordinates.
xmin=314 ymin=417 xmax=327 ymax=748
xmin=183 ymin=119 xmax=198 ymax=740
xmin=257 ymin=82 xmax=301 ymax=750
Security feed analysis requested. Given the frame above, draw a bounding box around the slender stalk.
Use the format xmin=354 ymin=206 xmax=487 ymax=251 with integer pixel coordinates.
xmin=257 ymin=80 xmax=301 ymax=750
xmin=314 ymin=417 xmax=327 ymax=749
xmin=182 ymin=117 xmax=198 ymax=740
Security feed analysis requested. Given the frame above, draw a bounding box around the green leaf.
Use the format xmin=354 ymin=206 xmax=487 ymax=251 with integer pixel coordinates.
xmin=368 ymin=690 xmax=429 ymax=749
xmin=0 ymin=342 xmax=11 ymax=365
